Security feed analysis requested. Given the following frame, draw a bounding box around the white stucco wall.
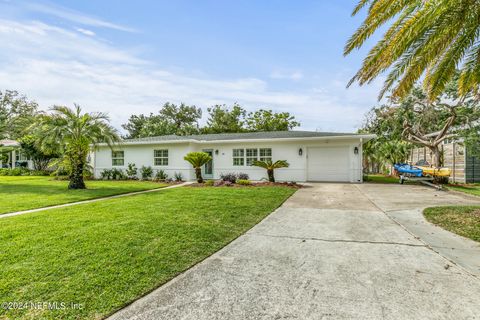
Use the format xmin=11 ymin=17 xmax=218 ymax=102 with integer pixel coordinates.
xmin=92 ymin=137 xmax=364 ymax=182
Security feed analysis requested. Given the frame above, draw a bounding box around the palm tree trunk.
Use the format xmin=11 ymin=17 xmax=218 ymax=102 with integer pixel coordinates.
xmin=195 ymin=167 xmax=203 ymax=183
xmin=69 ymin=162 xmax=86 ymax=189
xmin=267 ymin=169 xmax=275 ymax=182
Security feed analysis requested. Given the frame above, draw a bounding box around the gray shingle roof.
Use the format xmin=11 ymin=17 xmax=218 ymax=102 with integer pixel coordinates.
xmin=123 ymin=131 xmax=362 ymax=143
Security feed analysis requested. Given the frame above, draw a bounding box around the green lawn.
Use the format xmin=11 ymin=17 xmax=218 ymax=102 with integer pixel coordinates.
xmin=363 ymin=174 xmax=400 ymax=184
xmin=424 ymin=206 xmax=480 ymax=242
xmin=0 ymin=186 xmax=295 ymax=320
xmin=0 ymin=176 xmax=167 ymax=214
xmin=363 ymin=174 xmax=420 ymax=184
xmin=447 ymin=184 xmax=480 ymax=197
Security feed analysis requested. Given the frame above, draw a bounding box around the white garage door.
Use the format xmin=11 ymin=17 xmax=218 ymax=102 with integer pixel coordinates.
xmin=307 ymin=146 xmax=351 ymax=182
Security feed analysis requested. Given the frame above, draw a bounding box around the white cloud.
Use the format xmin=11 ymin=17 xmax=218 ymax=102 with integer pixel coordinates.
xmin=270 ymin=70 xmax=304 ymax=81
xmin=0 ymin=18 xmax=383 ymax=133
xmin=24 ymin=2 xmax=136 ymax=32
xmin=76 ymin=28 xmax=95 ymax=36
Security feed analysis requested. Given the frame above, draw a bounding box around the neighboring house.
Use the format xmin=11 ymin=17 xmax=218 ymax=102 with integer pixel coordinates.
xmin=92 ymin=131 xmax=375 ymax=183
xmin=410 ymin=138 xmax=480 ymax=183
xmin=0 ymin=139 xmax=34 ymax=169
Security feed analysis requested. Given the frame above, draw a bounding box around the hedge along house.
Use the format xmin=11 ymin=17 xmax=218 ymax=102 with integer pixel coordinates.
xmin=92 ymin=131 xmax=375 ymax=183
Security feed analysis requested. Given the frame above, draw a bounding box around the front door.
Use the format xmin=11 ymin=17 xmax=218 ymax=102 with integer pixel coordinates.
xmin=202 ymin=149 xmax=214 ymax=179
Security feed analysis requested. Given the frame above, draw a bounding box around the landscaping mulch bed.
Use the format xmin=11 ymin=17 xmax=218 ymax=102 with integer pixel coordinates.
xmin=189 ymin=181 xmax=303 ymax=188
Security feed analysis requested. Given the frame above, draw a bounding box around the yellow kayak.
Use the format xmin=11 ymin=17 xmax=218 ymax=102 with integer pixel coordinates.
xmin=418 ymin=166 xmax=451 ymax=177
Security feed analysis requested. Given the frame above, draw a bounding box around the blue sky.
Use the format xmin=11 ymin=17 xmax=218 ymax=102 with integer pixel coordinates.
xmin=0 ymin=0 xmax=384 ymax=132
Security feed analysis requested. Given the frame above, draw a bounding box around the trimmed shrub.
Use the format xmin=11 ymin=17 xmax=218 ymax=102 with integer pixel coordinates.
xmin=100 ymin=169 xmax=113 ymax=180
xmin=220 ymin=172 xmax=237 ymax=183
xmin=154 ymin=169 xmax=168 ymax=181
xmin=111 ymin=168 xmax=126 ymax=180
xmin=237 ymin=179 xmax=251 ymax=185
xmin=0 ymin=167 xmax=31 ymax=176
xmin=126 ymin=163 xmax=138 ymax=179
xmin=174 ymin=172 xmax=183 ymax=182
xmin=100 ymin=168 xmax=125 ymax=180
xmin=204 ymin=180 xmax=214 ymax=186
xmin=237 ymin=173 xmax=249 ymax=180
xmin=140 ymin=166 xmax=153 ymax=180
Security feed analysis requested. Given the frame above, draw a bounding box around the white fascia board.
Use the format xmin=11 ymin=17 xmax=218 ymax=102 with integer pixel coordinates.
xmin=95 ymin=134 xmax=376 ymax=147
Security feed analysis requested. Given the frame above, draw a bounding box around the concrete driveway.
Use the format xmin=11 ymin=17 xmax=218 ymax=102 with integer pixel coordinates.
xmin=110 ymin=183 xmax=480 ymax=320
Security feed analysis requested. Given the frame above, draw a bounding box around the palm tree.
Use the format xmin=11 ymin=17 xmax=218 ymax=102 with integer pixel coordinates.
xmin=378 ymin=140 xmax=412 ymax=174
xmin=184 ymin=152 xmax=212 ymax=183
xmin=344 ymin=0 xmax=480 ymax=100
xmin=252 ymin=159 xmax=289 ymax=182
xmin=33 ymin=105 xmax=119 ymax=189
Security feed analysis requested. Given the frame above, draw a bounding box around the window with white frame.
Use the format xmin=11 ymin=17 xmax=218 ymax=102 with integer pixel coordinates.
xmin=112 ymin=151 xmax=124 ymax=166
xmin=154 ymin=149 xmax=169 ymax=166
xmin=246 ymin=148 xmax=258 ymax=166
xmin=259 ymin=148 xmax=272 ymax=162
xmin=233 ymin=149 xmax=244 ymax=166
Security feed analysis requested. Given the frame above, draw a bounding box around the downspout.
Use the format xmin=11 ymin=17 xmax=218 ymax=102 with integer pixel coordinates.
xmin=360 ymin=138 xmax=363 ymax=183
xmin=93 ymin=148 xmax=97 ymax=179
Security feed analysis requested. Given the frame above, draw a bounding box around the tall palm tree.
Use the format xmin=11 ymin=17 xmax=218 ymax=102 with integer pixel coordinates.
xmin=184 ymin=152 xmax=212 ymax=183
xmin=252 ymin=159 xmax=289 ymax=182
xmin=345 ymin=0 xmax=480 ymax=100
xmin=33 ymin=105 xmax=119 ymax=189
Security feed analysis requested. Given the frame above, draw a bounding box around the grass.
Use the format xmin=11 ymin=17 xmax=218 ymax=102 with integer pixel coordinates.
xmin=363 ymin=174 xmax=420 ymax=184
xmin=446 ymin=184 xmax=480 ymax=197
xmin=0 ymin=176 xmax=167 ymax=214
xmin=0 ymin=186 xmax=295 ymax=319
xmin=363 ymin=174 xmax=400 ymax=184
xmin=424 ymin=206 xmax=480 ymax=242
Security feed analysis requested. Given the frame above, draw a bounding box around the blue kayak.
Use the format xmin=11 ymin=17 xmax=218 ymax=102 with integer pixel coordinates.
xmin=394 ymin=163 xmax=423 ymax=177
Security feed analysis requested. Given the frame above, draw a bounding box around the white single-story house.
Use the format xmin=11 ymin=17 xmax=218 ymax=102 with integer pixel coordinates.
xmin=0 ymin=139 xmax=34 ymax=169
xmin=92 ymin=131 xmax=376 ymax=182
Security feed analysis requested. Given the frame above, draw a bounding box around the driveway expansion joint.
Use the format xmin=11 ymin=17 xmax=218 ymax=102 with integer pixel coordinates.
xmin=249 ymin=232 xmax=427 ymax=247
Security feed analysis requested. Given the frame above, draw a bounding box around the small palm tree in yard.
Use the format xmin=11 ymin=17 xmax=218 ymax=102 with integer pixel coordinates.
xmin=184 ymin=152 xmax=212 ymax=183
xmin=33 ymin=105 xmax=120 ymax=189
xmin=252 ymin=159 xmax=289 ymax=183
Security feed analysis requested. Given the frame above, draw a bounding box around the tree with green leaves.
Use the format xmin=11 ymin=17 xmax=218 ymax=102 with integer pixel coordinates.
xmin=18 ymin=135 xmax=57 ymax=171
xmin=245 ymin=109 xmax=300 ymax=132
xmin=184 ymin=152 xmax=212 ymax=183
xmin=160 ymin=102 xmax=202 ymax=134
xmin=378 ymin=140 xmax=411 ymax=167
xmin=345 ymin=0 xmax=480 ymax=100
xmin=122 ymin=103 xmax=201 ymax=138
xmin=32 ymin=105 xmax=120 ymax=189
xmin=121 ymin=114 xmax=151 ymax=138
xmin=361 ymin=82 xmax=480 ymax=169
xmin=203 ymin=103 xmax=246 ymax=134
xmin=0 ymin=90 xmax=38 ymax=140
xmin=252 ymin=159 xmax=289 ymax=182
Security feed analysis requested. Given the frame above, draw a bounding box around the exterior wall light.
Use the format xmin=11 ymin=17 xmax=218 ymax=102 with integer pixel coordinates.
xmin=215 ymin=149 xmax=219 ymax=155
xmin=354 ymin=147 xmax=359 ymax=155
xmin=299 ymin=148 xmax=303 ymax=156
